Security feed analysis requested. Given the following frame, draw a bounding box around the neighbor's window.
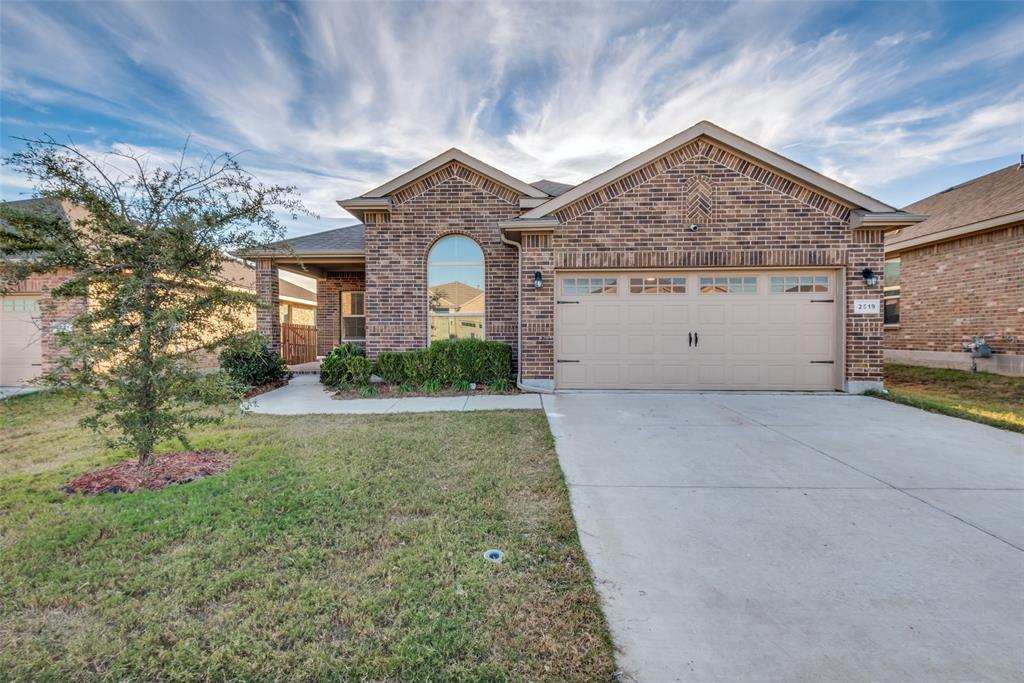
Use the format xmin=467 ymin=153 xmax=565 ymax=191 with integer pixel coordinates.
xmin=770 ymin=275 xmax=829 ymax=293
xmin=341 ymin=291 xmax=365 ymax=340
xmin=884 ymin=258 xmax=901 ymax=325
xmin=699 ymin=276 xmax=757 ymax=294
xmin=428 ymin=235 xmax=484 ymax=342
xmin=630 ymin=276 xmax=686 ymax=294
xmin=562 ymin=277 xmax=617 ymax=295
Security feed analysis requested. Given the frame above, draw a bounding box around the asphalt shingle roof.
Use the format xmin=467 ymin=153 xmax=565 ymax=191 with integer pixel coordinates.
xmin=259 ymin=223 xmax=365 ymax=255
xmin=892 ymin=164 xmax=1024 ymax=248
xmin=530 ymin=179 xmax=575 ymax=197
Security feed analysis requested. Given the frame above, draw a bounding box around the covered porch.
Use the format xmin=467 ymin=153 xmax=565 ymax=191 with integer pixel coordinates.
xmin=248 ymin=224 xmax=366 ymax=363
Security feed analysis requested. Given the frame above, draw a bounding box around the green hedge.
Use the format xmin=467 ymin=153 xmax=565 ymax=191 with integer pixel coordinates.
xmin=219 ymin=332 xmax=290 ymax=388
xmin=320 ymin=343 xmax=366 ymax=387
xmin=319 ymin=339 xmax=513 ymax=390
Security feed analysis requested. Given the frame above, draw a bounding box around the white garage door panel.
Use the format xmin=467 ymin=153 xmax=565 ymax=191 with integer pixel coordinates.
xmin=1 ymin=295 xmax=44 ymax=386
xmin=556 ymin=271 xmax=838 ymax=390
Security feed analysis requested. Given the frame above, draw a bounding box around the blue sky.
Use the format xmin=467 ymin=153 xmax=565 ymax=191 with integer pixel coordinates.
xmin=1 ymin=1 xmax=1022 ymax=238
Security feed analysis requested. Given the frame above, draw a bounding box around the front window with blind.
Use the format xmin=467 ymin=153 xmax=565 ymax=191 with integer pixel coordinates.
xmin=341 ymin=291 xmax=365 ymax=340
xmin=884 ymin=258 xmax=901 ymax=325
xmin=428 ymin=235 xmax=485 ymax=342
xmin=630 ymin=276 xmax=686 ymax=294
xmin=699 ymin=276 xmax=757 ymax=294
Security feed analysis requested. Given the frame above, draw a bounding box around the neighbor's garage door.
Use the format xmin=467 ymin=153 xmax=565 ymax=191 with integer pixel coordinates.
xmin=1 ymin=295 xmax=43 ymax=386
xmin=555 ymin=271 xmax=839 ymax=390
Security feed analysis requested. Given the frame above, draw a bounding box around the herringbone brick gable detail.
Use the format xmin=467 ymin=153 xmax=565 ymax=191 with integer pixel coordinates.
xmin=554 ymin=139 xmax=852 ymax=223
xmin=683 ymin=175 xmax=714 ymax=224
xmin=391 ymin=161 xmax=521 ymax=206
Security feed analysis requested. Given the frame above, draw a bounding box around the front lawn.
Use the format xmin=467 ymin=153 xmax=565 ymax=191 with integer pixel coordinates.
xmin=874 ymin=364 xmax=1024 ymax=433
xmin=0 ymin=392 xmax=615 ymax=681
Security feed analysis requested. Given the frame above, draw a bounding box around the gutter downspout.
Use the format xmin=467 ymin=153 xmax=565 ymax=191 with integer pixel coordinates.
xmin=500 ymin=231 xmax=554 ymax=395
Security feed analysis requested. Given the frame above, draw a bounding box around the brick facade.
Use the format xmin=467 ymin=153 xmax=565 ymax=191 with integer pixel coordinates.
xmin=255 ymin=258 xmax=280 ymax=352
xmin=523 ymin=140 xmax=884 ymax=386
xmin=6 ymin=268 xmax=87 ymax=375
xmin=316 ymin=271 xmax=365 ymax=356
xmin=885 ymin=223 xmax=1023 ymax=356
xmin=363 ymin=162 xmax=520 ymax=361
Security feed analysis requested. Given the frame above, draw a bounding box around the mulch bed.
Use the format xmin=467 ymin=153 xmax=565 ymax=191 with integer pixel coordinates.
xmin=244 ymin=378 xmax=289 ymax=398
xmin=330 ymin=383 xmax=520 ymax=400
xmin=63 ymin=450 xmax=233 ymax=496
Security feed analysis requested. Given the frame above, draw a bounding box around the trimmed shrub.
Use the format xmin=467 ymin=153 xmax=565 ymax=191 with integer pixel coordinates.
xmin=219 ymin=332 xmax=290 ymax=388
xmin=320 ymin=343 xmax=366 ymax=387
xmin=401 ymin=349 xmax=434 ymax=386
xmin=375 ymin=351 xmax=406 ymax=385
xmin=343 ymin=355 xmax=373 ymax=386
xmin=429 ymin=338 xmax=512 ymax=385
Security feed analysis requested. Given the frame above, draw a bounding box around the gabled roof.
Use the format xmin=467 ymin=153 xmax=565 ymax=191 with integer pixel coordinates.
xmin=888 ymin=164 xmax=1024 ymax=252
xmin=519 ymin=121 xmax=899 ymax=220
xmin=428 ymin=280 xmax=483 ymax=308
xmin=244 ymin=223 xmax=365 ymax=257
xmin=359 ymin=148 xmax=549 ymax=200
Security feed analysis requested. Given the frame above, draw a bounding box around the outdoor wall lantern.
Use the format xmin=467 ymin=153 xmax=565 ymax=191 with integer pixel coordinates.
xmin=861 ymin=268 xmax=879 ymax=286
xmin=533 ymin=271 xmax=543 ymax=289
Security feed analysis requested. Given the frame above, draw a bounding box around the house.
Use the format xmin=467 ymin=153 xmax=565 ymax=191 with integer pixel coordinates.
xmin=884 ymin=163 xmax=1024 ymax=376
xmin=0 ymin=198 xmax=316 ymax=385
xmin=247 ymin=121 xmax=925 ymax=392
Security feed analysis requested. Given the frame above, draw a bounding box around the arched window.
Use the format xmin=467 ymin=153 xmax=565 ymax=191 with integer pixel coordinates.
xmin=428 ymin=235 xmax=484 ymax=342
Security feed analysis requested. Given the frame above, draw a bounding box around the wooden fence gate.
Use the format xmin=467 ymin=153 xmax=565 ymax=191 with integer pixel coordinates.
xmin=281 ymin=322 xmax=317 ymax=364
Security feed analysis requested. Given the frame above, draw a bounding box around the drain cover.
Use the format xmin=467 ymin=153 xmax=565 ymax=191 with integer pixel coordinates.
xmin=483 ymin=549 xmax=504 ymax=563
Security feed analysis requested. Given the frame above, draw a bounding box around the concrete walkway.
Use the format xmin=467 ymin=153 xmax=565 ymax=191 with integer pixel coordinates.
xmin=544 ymin=392 xmax=1024 ymax=682
xmin=0 ymin=386 xmax=42 ymax=400
xmin=246 ymin=373 xmax=541 ymax=414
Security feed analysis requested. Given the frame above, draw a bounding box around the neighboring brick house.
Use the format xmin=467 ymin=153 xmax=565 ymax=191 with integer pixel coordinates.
xmin=247 ymin=121 xmax=924 ymax=392
xmin=0 ymin=198 xmax=315 ymax=385
xmin=884 ymin=163 xmax=1024 ymax=376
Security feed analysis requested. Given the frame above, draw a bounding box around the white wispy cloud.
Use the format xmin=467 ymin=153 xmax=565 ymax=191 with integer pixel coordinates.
xmin=2 ymin=1 xmax=1022 ymax=232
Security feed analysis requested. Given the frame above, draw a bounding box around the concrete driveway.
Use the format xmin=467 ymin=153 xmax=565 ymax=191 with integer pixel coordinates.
xmin=543 ymin=393 xmax=1024 ymax=683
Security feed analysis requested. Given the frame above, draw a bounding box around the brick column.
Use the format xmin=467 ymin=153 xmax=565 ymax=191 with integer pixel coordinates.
xmin=255 ymin=258 xmax=280 ymax=355
xmin=520 ymin=236 xmax=554 ymax=385
xmin=845 ymin=229 xmax=885 ymax=392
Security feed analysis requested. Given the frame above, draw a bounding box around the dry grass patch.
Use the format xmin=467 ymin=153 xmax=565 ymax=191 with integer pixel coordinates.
xmin=872 ymin=364 xmax=1024 ymax=433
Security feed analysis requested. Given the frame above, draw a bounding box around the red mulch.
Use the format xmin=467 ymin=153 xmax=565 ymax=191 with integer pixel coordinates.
xmin=63 ymin=450 xmax=234 ymax=496
xmin=244 ymin=378 xmax=288 ymax=398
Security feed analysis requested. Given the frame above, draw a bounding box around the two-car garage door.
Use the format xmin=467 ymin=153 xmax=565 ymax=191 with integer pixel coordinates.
xmin=555 ymin=271 xmax=839 ymax=391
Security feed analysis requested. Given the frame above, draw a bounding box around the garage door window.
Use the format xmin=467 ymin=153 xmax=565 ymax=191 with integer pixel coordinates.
xmin=3 ymin=298 xmax=40 ymax=313
xmin=699 ymin=276 xmax=757 ymax=294
xmin=562 ymin=277 xmax=617 ymax=295
xmin=629 ymin=276 xmax=686 ymax=294
xmin=769 ymin=275 xmax=829 ymax=293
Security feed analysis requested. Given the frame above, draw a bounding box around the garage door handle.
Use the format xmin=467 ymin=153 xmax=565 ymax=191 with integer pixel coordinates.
xmin=556 ymin=300 xmax=580 ymax=305
xmin=809 ymin=360 xmax=835 ymax=364
xmin=694 ymin=332 xmax=699 ymax=347
xmin=688 ymin=332 xmax=692 ymax=347
xmin=810 ymin=299 xmax=834 ymax=303
xmin=556 ymin=359 xmax=580 ymax=363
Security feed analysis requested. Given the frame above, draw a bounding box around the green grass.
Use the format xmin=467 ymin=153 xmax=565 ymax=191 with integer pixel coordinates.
xmin=870 ymin=364 xmax=1024 ymax=433
xmin=0 ymin=392 xmax=615 ymax=682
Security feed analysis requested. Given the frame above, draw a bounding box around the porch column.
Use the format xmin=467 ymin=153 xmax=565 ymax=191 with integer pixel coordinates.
xmin=255 ymin=258 xmax=281 ymax=355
